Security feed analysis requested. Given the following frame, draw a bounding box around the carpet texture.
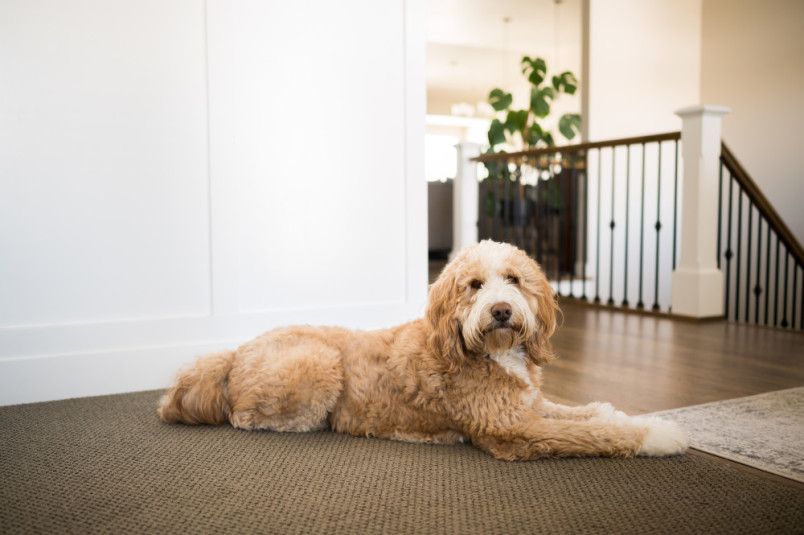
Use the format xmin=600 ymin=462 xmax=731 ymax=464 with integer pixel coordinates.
xmin=654 ymin=387 xmax=804 ymax=483
xmin=1 ymin=390 xmax=803 ymax=535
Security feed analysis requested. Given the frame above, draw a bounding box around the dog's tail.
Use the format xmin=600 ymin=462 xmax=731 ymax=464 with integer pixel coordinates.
xmin=157 ymin=350 xmax=235 ymax=426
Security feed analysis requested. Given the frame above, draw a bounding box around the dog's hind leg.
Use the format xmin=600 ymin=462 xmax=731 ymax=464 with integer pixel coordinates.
xmin=228 ymin=343 xmax=344 ymax=433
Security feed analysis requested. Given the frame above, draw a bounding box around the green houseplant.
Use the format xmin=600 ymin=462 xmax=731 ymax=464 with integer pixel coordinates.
xmin=480 ymin=56 xmax=582 ymax=231
xmin=486 ymin=56 xmax=581 ymax=152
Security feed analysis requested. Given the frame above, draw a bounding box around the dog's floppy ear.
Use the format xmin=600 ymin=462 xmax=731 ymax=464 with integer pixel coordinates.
xmin=524 ymin=276 xmax=558 ymax=366
xmin=425 ymin=262 xmax=468 ymax=373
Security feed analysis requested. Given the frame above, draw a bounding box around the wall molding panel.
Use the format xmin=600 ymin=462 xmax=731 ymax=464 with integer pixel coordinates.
xmin=0 ymin=0 xmax=427 ymax=406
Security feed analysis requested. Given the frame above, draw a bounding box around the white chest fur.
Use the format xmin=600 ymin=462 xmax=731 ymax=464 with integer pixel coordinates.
xmin=490 ymin=347 xmax=539 ymax=405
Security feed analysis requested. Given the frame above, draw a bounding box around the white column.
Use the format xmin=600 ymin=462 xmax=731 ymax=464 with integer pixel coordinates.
xmin=671 ymin=105 xmax=730 ymax=318
xmin=450 ymin=142 xmax=483 ymax=260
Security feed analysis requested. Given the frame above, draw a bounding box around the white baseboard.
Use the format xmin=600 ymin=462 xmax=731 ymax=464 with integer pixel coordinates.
xmin=0 ymin=341 xmax=236 ymax=406
xmin=0 ymin=301 xmax=426 ymax=407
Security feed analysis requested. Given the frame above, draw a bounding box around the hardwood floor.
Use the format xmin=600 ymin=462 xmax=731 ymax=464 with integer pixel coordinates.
xmin=544 ymin=300 xmax=804 ymax=414
xmin=544 ymin=304 xmax=804 ymax=489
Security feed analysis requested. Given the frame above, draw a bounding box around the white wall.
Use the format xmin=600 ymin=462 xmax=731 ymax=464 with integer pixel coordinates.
xmin=701 ymin=0 xmax=804 ymax=244
xmin=0 ymin=0 xmax=427 ymax=405
xmin=584 ymin=0 xmax=804 ymax=244
xmin=584 ymin=0 xmax=702 ymax=140
xmin=579 ymin=1 xmax=703 ymax=309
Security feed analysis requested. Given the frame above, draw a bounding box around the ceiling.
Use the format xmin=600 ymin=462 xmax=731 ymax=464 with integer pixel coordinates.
xmin=426 ymin=0 xmax=583 ymax=117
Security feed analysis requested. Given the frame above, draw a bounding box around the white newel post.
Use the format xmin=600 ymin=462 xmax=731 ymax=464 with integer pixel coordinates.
xmin=451 ymin=142 xmax=482 ymax=260
xmin=671 ymin=105 xmax=731 ymax=318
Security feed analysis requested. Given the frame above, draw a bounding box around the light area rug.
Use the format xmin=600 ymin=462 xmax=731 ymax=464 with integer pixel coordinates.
xmin=653 ymin=387 xmax=804 ymax=483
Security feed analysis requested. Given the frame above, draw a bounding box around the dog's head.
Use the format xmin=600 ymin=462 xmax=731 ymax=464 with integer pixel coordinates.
xmin=426 ymin=240 xmax=557 ymax=372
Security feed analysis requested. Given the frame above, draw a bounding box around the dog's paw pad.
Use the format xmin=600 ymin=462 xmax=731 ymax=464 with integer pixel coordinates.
xmin=636 ymin=417 xmax=689 ymax=457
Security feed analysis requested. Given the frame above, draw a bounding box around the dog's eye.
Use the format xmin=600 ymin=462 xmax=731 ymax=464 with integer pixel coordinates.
xmin=507 ymin=275 xmax=519 ymax=285
xmin=470 ymin=280 xmax=484 ymax=290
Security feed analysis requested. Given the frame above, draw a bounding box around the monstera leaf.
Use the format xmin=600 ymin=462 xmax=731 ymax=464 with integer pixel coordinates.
xmin=530 ymin=86 xmax=554 ymax=118
xmin=552 ymin=71 xmax=578 ymax=95
xmin=558 ymin=113 xmax=582 ymax=140
xmin=488 ymin=118 xmax=507 ymax=147
xmin=488 ymin=88 xmax=513 ymax=111
xmin=521 ymin=56 xmax=547 ymax=86
xmin=505 ymin=110 xmax=529 ymax=135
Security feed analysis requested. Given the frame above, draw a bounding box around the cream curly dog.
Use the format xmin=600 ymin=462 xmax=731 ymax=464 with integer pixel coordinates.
xmin=159 ymin=240 xmax=687 ymax=460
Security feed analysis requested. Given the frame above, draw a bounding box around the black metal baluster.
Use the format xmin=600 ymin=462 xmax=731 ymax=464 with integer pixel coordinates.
xmin=551 ymin=160 xmax=561 ymax=296
xmin=669 ymin=140 xmax=679 ymax=313
xmin=798 ymin=266 xmax=804 ymax=330
xmin=568 ymin=155 xmax=576 ymax=297
xmin=735 ymin=186 xmax=743 ymax=321
xmin=781 ymin=250 xmax=790 ymax=328
xmin=745 ymin=203 xmax=753 ymax=323
xmin=575 ymin=152 xmax=589 ymax=301
xmin=490 ymin=165 xmax=499 ymax=241
xmin=774 ymin=237 xmax=780 ymax=326
xmin=500 ymin=163 xmax=506 ymax=243
xmin=514 ymin=163 xmax=523 ymax=251
xmin=527 ymin=165 xmax=535 ymax=257
xmin=534 ymin=165 xmax=542 ymax=265
xmin=594 ymin=149 xmax=602 ymax=303
xmin=608 ymin=147 xmax=616 ymax=306
xmin=790 ymin=264 xmax=798 ymax=329
xmin=765 ymin=224 xmax=771 ymax=325
xmin=724 ymin=174 xmax=734 ymax=318
xmin=636 ymin=142 xmax=646 ymax=309
xmin=622 ymin=145 xmax=631 ymax=307
xmin=717 ymin=160 xmax=723 ymax=269
xmin=540 ymin=165 xmax=548 ymax=269
xmin=504 ymin=163 xmax=512 ymax=246
xmin=520 ymin=164 xmax=527 ymax=253
xmin=754 ymin=217 xmax=763 ymax=324
xmin=490 ymin=162 xmax=502 ymax=240
xmin=581 ymin=153 xmax=588 ymax=300
xmin=653 ymin=143 xmax=663 ymax=311
xmin=557 ymin=153 xmax=564 ymax=294
xmin=672 ymin=141 xmax=679 ymax=272
xmin=499 ymin=163 xmax=506 ymax=241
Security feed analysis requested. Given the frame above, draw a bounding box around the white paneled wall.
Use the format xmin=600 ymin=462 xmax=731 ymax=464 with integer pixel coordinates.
xmin=229 ymin=2 xmax=408 ymax=313
xmin=0 ymin=0 xmax=427 ymax=405
xmin=0 ymin=1 xmax=212 ymax=327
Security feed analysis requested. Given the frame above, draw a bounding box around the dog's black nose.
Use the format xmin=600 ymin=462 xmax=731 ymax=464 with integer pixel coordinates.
xmin=491 ymin=302 xmax=512 ymax=322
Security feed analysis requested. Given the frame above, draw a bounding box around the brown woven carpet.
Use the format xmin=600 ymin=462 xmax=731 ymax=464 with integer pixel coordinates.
xmin=1 ymin=391 xmax=803 ymax=535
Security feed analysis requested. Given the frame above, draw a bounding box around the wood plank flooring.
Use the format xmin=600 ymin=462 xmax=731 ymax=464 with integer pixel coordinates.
xmin=543 ymin=300 xmax=804 ymax=415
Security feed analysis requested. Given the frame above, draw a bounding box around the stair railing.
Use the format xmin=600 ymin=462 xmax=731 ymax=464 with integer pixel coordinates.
xmin=457 ymin=111 xmax=803 ymax=331
xmin=471 ymin=132 xmax=682 ymax=314
xmin=719 ymin=144 xmax=804 ymax=329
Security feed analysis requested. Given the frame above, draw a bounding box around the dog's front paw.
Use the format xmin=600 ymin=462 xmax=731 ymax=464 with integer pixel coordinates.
xmin=635 ymin=417 xmax=689 ymax=457
xmin=590 ymin=402 xmax=630 ymax=421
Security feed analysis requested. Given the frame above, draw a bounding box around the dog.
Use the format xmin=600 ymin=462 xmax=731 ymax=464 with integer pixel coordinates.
xmin=158 ymin=240 xmax=688 ymax=460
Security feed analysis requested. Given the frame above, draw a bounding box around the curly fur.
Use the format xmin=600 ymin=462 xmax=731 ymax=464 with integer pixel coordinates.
xmin=159 ymin=240 xmax=687 ymax=460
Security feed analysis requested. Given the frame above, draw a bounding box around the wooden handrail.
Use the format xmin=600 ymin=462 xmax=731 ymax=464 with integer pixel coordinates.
xmin=720 ymin=142 xmax=804 ymax=266
xmin=471 ymin=131 xmax=681 ymax=163
xmin=470 ymin=132 xmax=802 ymax=265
